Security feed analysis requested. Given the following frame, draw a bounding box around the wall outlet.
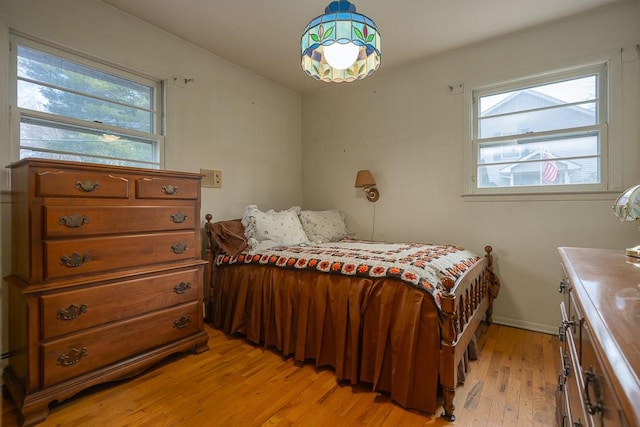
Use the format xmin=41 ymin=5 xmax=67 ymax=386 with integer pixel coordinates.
xmin=201 ymin=168 xmax=222 ymax=188
xmin=212 ymin=170 xmax=222 ymax=188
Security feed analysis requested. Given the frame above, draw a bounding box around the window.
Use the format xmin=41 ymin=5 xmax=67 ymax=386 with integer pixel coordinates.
xmin=469 ymin=62 xmax=611 ymax=194
xmin=11 ymin=35 xmax=164 ymax=169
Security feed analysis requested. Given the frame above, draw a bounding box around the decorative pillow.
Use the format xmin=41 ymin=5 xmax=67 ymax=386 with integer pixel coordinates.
xmin=242 ymin=205 xmax=309 ymax=249
xmin=298 ymin=209 xmax=349 ymax=243
xmin=210 ymin=219 xmax=247 ymax=256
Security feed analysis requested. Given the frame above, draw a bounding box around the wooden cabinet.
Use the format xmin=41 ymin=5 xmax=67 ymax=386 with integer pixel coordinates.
xmin=557 ymin=247 xmax=640 ymax=427
xmin=3 ymin=159 xmax=209 ymax=426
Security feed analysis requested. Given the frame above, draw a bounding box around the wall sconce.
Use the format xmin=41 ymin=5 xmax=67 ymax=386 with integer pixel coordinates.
xmin=354 ymin=169 xmax=379 ymax=202
xmin=613 ymin=184 xmax=640 ymax=257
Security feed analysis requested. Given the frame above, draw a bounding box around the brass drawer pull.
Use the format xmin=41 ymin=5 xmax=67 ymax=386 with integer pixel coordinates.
xmin=170 ymin=212 xmax=188 ymax=223
xmin=57 ymin=303 xmax=88 ymax=320
xmin=59 ymin=214 xmax=90 ymax=228
xmin=60 ymin=252 xmax=90 ymax=268
xmin=558 ymin=318 xmax=576 ymax=343
xmin=173 ymin=315 xmax=192 ymax=329
xmin=173 ymin=282 xmax=192 ymax=294
xmin=583 ymin=367 xmax=603 ymax=417
xmin=75 ymin=180 xmax=100 ymax=192
xmin=57 ymin=347 xmax=88 ymax=366
xmin=162 ymin=184 xmax=178 ymax=195
xmin=562 ymin=353 xmax=570 ymax=377
xmin=171 ymin=243 xmax=189 ymax=254
xmin=558 ymin=278 xmax=568 ymax=294
xmin=557 ymin=373 xmax=564 ymax=392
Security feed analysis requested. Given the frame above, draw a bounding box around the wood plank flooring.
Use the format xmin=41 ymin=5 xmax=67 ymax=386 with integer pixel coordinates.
xmin=2 ymin=323 xmax=560 ymax=426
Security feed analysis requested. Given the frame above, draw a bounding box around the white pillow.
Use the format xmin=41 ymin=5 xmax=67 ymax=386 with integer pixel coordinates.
xmin=242 ymin=205 xmax=309 ymax=248
xmin=299 ymin=209 xmax=349 ymax=243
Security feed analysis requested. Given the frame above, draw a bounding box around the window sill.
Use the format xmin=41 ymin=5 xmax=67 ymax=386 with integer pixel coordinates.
xmin=461 ymin=190 xmax=622 ymax=202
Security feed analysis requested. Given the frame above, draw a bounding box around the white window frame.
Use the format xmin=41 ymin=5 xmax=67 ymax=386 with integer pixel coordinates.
xmin=9 ymin=34 xmax=165 ymax=169
xmin=463 ymin=51 xmax=622 ymax=198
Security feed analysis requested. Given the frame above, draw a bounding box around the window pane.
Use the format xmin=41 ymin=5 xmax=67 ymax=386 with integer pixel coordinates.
xmin=13 ymin=37 xmax=162 ymax=169
xmin=17 ymin=45 xmax=152 ymax=110
xmin=472 ymin=66 xmax=606 ymax=192
xmin=478 ymin=157 xmax=599 ymax=187
xmin=19 ymin=149 xmax=159 ymax=169
xmin=18 ymin=80 xmax=153 ymax=132
xmin=20 ymin=117 xmax=156 ymax=164
xmin=477 ymin=133 xmax=600 ymax=188
xmin=479 ymin=75 xmax=597 ymax=117
xmin=479 ymin=102 xmax=596 ymax=138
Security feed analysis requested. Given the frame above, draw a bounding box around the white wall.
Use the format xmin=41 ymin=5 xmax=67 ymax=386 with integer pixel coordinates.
xmin=0 ymin=0 xmax=301 ymax=369
xmin=301 ymin=1 xmax=640 ymax=333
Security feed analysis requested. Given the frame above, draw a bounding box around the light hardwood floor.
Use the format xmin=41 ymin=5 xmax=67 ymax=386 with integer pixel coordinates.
xmin=2 ymin=323 xmax=560 ymax=427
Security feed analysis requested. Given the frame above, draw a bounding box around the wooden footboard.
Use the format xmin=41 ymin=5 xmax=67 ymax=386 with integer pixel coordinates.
xmin=439 ymin=246 xmax=501 ymax=421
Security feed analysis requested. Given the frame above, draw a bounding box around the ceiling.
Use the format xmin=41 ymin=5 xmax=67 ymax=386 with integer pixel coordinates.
xmin=101 ymin=0 xmax=625 ymax=95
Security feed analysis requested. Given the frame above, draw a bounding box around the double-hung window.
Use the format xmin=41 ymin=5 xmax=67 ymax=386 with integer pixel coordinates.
xmin=11 ymin=35 xmax=164 ymax=169
xmin=469 ymin=62 xmax=610 ymax=194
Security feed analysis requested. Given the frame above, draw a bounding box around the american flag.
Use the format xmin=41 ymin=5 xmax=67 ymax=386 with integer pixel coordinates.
xmin=542 ymin=149 xmax=558 ymax=183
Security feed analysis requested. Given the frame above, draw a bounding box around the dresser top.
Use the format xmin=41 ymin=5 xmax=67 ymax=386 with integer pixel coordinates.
xmin=7 ymin=158 xmax=204 ymax=179
xmin=558 ymin=246 xmax=640 ymax=425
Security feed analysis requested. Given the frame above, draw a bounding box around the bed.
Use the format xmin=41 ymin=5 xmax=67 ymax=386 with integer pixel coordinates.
xmin=203 ymin=208 xmax=500 ymax=421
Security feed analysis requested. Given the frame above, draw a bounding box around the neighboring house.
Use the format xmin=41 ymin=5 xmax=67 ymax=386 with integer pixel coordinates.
xmin=497 ymin=149 xmax=583 ymax=186
xmin=480 ymin=90 xmax=597 ymax=187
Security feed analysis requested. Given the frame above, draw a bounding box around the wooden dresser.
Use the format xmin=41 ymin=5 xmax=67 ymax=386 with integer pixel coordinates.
xmin=3 ymin=159 xmax=209 ymax=426
xmin=557 ymin=247 xmax=640 ymax=427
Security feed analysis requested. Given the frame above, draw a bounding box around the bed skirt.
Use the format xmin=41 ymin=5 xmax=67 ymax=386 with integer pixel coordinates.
xmin=212 ymin=264 xmax=447 ymax=414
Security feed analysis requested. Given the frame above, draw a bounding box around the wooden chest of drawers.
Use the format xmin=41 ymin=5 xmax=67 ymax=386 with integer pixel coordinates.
xmin=3 ymin=159 xmax=209 ymax=426
xmin=557 ymin=247 xmax=640 ymax=427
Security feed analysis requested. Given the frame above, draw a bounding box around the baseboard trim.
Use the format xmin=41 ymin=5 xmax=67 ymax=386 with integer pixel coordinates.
xmin=491 ymin=316 xmax=557 ymax=335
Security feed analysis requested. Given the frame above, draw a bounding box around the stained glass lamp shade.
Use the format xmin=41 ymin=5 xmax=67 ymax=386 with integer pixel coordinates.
xmin=612 ymin=184 xmax=640 ymax=257
xmin=301 ymin=0 xmax=381 ymax=83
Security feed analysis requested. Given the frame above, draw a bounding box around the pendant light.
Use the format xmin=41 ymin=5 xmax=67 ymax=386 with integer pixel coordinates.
xmin=301 ymin=0 xmax=381 ymax=83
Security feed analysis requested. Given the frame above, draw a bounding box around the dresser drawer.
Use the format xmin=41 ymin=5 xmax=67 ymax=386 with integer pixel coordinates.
xmin=41 ymin=301 xmax=200 ymax=387
xmin=135 ymin=176 xmax=199 ymax=200
xmin=557 ymin=345 xmax=571 ymax=427
xmin=567 ymin=293 xmax=582 ymax=362
xmin=556 ymin=372 xmax=569 ymax=426
xmin=41 ymin=267 xmax=201 ymax=339
xmin=562 ymin=279 xmax=629 ymax=426
xmin=580 ymin=320 xmax=628 ymax=426
xmin=44 ymin=231 xmax=197 ymax=279
xmin=44 ymin=205 xmax=197 ymax=237
xmin=37 ymin=169 xmax=130 ymax=198
xmin=556 ymin=386 xmax=572 ymax=427
xmin=564 ymin=325 xmax=590 ymax=427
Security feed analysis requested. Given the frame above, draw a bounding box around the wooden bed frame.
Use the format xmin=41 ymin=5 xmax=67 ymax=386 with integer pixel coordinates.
xmin=203 ymin=214 xmax=500 ymax=421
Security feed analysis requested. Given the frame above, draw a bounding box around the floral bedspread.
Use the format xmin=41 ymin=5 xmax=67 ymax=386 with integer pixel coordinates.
xmin=215 ymin=240 xmax=482 ymax=310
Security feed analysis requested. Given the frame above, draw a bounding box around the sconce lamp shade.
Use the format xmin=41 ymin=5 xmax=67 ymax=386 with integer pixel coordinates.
xmin=301 ymin=0 xmax=381 ymax=83
xmin=354 ymin=169 xmax=379 ymax=202
xmin=612 ymin=184 xmax=640 ymax=257
xmin=354 ymin=169 xmax=376 ymax=188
